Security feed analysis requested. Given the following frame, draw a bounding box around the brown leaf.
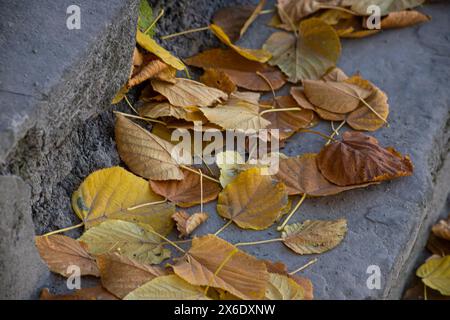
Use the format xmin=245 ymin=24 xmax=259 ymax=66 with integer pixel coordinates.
xmin=138 ymin=101 xmax=202 ymax=121
xmin=427 ymin=234 xmax=450 ymax=257
xmin=40 ymin=287 xmax=117 ymax=300
xmin=381 ymin=10 xmax=430 ymax=29
xmin=403 ymin=281 xmax=450 ymax=300
xmin=35 ymin=235 xmax=99 ymax=277
xmin=185 ymin=48 xmax=286 ymax=91
xmin=115 ymin=115 xmax=183 ymax=180
xmin=172 ymin=234 xmax=269 ymax=300
xmin=432 ymin=219 xmax=450 ymax=241
xmin=172 ymin=211 xmax=209 ymax=237
xmin=317 ymin=131 xmax=414 ymax=186
xmin=200 ymin=68 xmax=237 ymax=94
xmin=97 ymin=253 xmax=167 ymax=299
xmin=150 ymin=168 xmax=221 ymax=207
xmin=128 ymin=58 xmax=169 ymax=88
xmin=212 ymin=5 xmax=256 ymax=42
xmin=275 ymin=153 xmax=376 ymax=196
xmin=282 ymin=219 xmax=347 ymax=254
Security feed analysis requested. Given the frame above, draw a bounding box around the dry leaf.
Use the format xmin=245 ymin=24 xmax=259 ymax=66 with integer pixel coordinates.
xmin=172 ymin=234 xmax=269 ymax=300
xmin=275 ymin=153 xmax=376 ymax=196
xmin=185 ymin=48 xmax=286 ymax=91
xmin=210 ymin=24 xmax=272 ymax=63
xmin=317 ymin=9 xmax=380 ymax=38
xmin=317 ymin=131 xmax=414 ymax=186
xmin=282 ymin=219 xmax=347 ymax=254
xmin=172 ymin=211 xmax=209 ymax=237
xmin=72 ymin=166 xmax=175 ymax=234
xmin=427 ymin=234 xmax=450 ymax=257
xmin=212 ymin=5 xmax=257 ymax=42
xmin=263 ymin=18 xmax=341 ymax=83
xmin=322 ymin=67 xmax=349 ymax=82
xmin=341 ymin=0 xmax=426 ymax=16
xmin=265 ymin=273 xmax=305 ymax=300
xmin=124 ymin=275 xmax=210 ymax=300
xmin=290 ymin=87 xmax=316 ymax=110
xmin=151 ymin=78 xmax=227 ymax=108
xmin=136 ymin=29 xmax=185 ymax=70
xmin=138 ymin=101 xmax=201 ymax=121
xmin=416 ymin=255 xmax=450 ymax=296
xmin=381 ymin=10 xmax=430 ymax=29
xmin=128 ymin=58 xmax=169 ymax=88
xmin=217 ymin=167 xmax=288 ymax=230
xmin=35 ymin=235 xmax=99 ymax=277
xmin=150 ymin=168 xmax=221 ymax=207
xmin=200 ymin=68 xmax=237 ymax=94
xmin=40 ymin=287 xmax=117 ymax=300
xmin=432 ymin=219 xmax=450 ymax=241
xmin=115 ymin=115 xmax=184 ymax=181
xmin=79 ymin=220 xmax=171 ymax=265
xmin=97 ymin=252 xmax=167 ymax=299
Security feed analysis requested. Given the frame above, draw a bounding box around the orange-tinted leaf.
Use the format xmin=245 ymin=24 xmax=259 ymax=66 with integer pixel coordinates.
xmin=200 ymin=68 xmax=237 ymax=94
xmin=172 ymin=211 xmax=209 ymax=237
xmin=381 ymin=10 xmax=430 ymax=29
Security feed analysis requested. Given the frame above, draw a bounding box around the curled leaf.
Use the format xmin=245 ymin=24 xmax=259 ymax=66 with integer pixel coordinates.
xmin=172 ymin=211 xmax=209 ymax=237
xmin=381 ymin=10 xmax=430 ymax=29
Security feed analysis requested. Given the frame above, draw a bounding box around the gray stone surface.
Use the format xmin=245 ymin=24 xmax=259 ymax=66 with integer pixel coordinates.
xmin=0 ymin=175 xmax=48 ymax=299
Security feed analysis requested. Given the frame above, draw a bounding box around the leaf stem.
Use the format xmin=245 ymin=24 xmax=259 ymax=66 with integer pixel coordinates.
xmin=180 ymin=165 xmax=220 ymax=184
xmin=259 ymin=9 xmax=275 ymax=15
xmin=145 ymin=9 xmax=164 ymax=34
xmin=256 ymin=71 xmax=276 ymax=99
xmin=199 ymin=169 xmax=204 ymax=213
xmin=113 ymin=111 xmax=167 ymax=125
xmin=235 ymin=238 xmax=283 ymax=247
xmin=146 ymin=228 xmax=185 ymax=253
xmin=214 ymin=220 xmax=233 ymax=236
xmin=277 ymin=193 xmax=307 ymax=231
xmin=204 ymin=248 xmax=238 ymax=296
xmin=161 ymin=26 xmax=211 ymax=40
xmin=127 ymin=199 xmax=168 ymax=211
xmin=288 ymin=258 xmax=318 ymax=275
xmin=41 ymin=222 xmax=85 ymax=237
xmin=124 ymin=95 xmax=139 ymax=115
xmin=326 ymin=120 xmax=346 ymax=145
xmin=259 ymin=107 xmax=302 ymax=116
xmin=299 ymin=129 xmax=339 ymax=143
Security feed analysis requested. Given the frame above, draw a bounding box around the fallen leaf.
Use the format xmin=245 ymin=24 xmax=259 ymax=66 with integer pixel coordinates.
xmin=138 ymin=0 xmax=155 ymax=33
xmin=275 ymin=154 xmax=375 ymax=196
xmin=172 ymin=211 xmax=209 ymax=237
xmin=79 ymin=220 xmax=171 ymax=265
xmin=341 ymin=0 xmax=426 ymax=16
xmin=212 ymin=5 xmax=257 ymax=42
xmin=432 ymin=219 xmax=450 ymax=241
xmin=138 ymin=101 xmax=201 ymax=121
xmin=124 ymin=275 xmax=209 ymax=300
xmin=290 ymin=87 xmax=316 ymax=110
xmin=40 ymin=287 xmax=117 ymax=300
xmin=263 ymin=18 xmax=341 ymax=83
xmin=115 ymin=115 xmax=184 ymax=180
xmin=317 ymin=131 xmax=414 ymax=186
xmin=128 ymin=58 xmax=169 ymax=88
xmin=136 ymin=29 xmax=185 ymax=70
xmin=72 ymin=166 xmax=175 ymax=234
xmin=172 ymin=234 xmax=269 ymax=300
xmin=97 ymin=253 xmax=167 ymax=298
xmin=317 ymin=9 xmax=379 ymax=38
xmin=200 ymin=68 xmax=237 ymax=94
xmin=111 ymin=85 xmax=129 ymax=105
xmin=216 ymin=151 xmax=246 ymax=188
xmin=381 ymin=10 xmax=430 ymax=29
xmin=210 ymin=24 xmax=272 ymax=63
xmin=150 ymin=168 xmax=221 ymax=207
xmin=185 ymin=48 xmax=286 ymax=91
xmin=151 ymin=78 xmax=227 ymax=108
xmin=427 ymin=234 xmax=450 ymax=257
xmin=282 ymin=219 xmax=347 ymax=254
xmin=265 ymin=273 xmax=305 ymax=300
xmin=35 ymin=235 xmax=99 ymax=277
xmin=416 ymin=255 xmax=450 ymax=296
xmin=403 ymin=281 xmax=450 ymax=300
xmin=322 ymin=67 xmax=350 ymax=82
xmin=217 ymin=168 xmax=288 ymax=230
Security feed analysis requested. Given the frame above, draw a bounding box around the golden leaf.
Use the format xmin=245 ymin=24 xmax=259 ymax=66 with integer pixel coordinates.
xmin=217 ymin=168 xmax=288 ymax=230
xmin=35 ymin=235 xmax=99 ymax=277
xmin=282 ymin=219 xmax=347 ymax=254
xmin=151 ymin=78 xmax=227 ymax=108
xmin=124 ymin=275 xmax=210 ymax=300
xmin=265 ymin=273 xmax=305 ymax=300
xmin=72 ymin=166 xmax=175 ymax=234
xmin=416 ymin=255 xmax=450 ymax=296
xmin=115 ymin=115 xmax=184 ymax=181
xmin=172 ymin=234 xmax=269 ymax=300
xmin=210 ymin=24 xmax=272 ymax=63
xmin=97 ymin=253 xmax=167 ymax=299
xmin=172 ymin=211 xmax=209 ymax=237
xmin=79 ymin=220 xmax=171 ymax=265
xmin=263 ymin=18 xmax=341 ymax=83
xmin=200 ymin=68 xmax=237 ymax=95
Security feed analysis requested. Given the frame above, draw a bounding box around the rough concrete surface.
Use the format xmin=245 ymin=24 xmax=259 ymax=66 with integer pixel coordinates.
xmin=0 ymin=0 xmax=449 ymax=299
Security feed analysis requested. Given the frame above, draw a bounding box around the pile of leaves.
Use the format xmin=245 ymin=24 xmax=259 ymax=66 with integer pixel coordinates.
xmin=35 ymin=0 xmax=430 ymax=300
xmin=403 ymin=212 xmax=450 ymax=300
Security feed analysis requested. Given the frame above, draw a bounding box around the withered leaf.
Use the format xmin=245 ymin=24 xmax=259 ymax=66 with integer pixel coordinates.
xmin=317 ymin=131 xmax=414 ymax=186
xmin=97 ymin=252 xmax=167 ymax=299
xmin=150 ymin=168 xmax=221 ymax=207
xmin=128 ymin=58 xmax=169 ymax=88
xmin=151 ymin=78 xmax=227 ymax=108
xmin=263 ymin=18 xmax=341 ymax=83
xmin=138 ymin=101 xmax=200 ymax=121
xmin=115 ymin=115 xmax=184 ymax=181
xmin=341 ymin=0 xmax=426 ymax=16
xmin=40 ymin=287 xmax=117 ymax=300
xmin=200 ymin=68 xmax=237 ymax=95
xmin=381 ymin=10 xmax=430 ymax=29
xmin=427 ymin=234 xmax=450 ymax=257
xmin=265 ymin=273 xmax=305 ymax=300
xmin=185 ymin=48 xmax=286 ymax=91
xmin=172 ymin=234 xmax=269 ymax=300
xmin=35 ymin=235 xmax=99 ymax=277
xmin=72 ymin=166 xmax=175 ymax=234
xmin=172 ymin=211 xmax=209 ymax=237
xmin=317 ymin=9 xmax=380 ymax=38
xmin=212 ymin=5 xmax=257 ymax=42
xmin=432 ymin=219 xmax=450 ymax=241
xmin=217 ymin=168 xmax=288 ymax=230
xmin=282 ymin=219 xmax=347 ymax=254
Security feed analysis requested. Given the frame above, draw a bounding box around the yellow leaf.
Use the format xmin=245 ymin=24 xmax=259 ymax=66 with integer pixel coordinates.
xmin=265 ymin=273 xmax=305 ymax=300
xmin=282 ymin=219 xmax=347 ymax=254
xmin=417 ymin=256 xmax=450 ymax=296
xmin=210 ymin=24 xmax=272 ymax=63
xmin=124 ymin=275 xmax=210 ymax=300
xmin=136 ymin=29 xmax=185 ymax=70
xmin=217 ymin=168 xmax=288 ymax=230
xmin=111 ymin=85 xmax=129 ymax=104
xmin=79 ymin=220 xmax=170 ymax=265
xmin=72 ymin=166 xmax=175 ymax=234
